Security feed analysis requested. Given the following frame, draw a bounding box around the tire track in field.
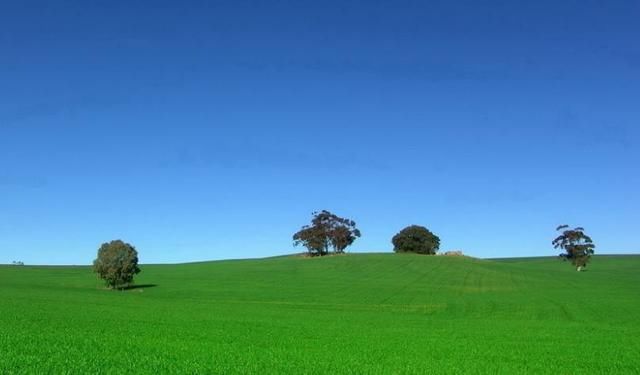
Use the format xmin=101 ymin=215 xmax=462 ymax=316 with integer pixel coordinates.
xmin=205 ymin=298 xmax=448 ymax=315
xmin=321 ymin=256 xmax=419 ymax=304
xmin=457 ymin=262 xmax=474 ymax=297
xmin=350 ymin=256 xmax=415 ymax=303
xmin=544 ymin=297 xmax=574 ymax=321
xmin=377 ymin=258 xmax=445 ymax=305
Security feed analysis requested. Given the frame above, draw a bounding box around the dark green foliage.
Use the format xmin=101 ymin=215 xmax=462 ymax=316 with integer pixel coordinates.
xmin=293 ymin=210 xmax=361 ymax=256
xmin=392 ymin=225 xmax=440 ymax=255
xmin=93 ymin=240 xmax=141 ymax=289
xmin=553 ymin=225 xmax=596 ymax=271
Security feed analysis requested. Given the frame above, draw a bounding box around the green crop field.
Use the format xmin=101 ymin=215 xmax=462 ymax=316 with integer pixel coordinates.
xmin=1 ymin=254 xmax=639 ymax=374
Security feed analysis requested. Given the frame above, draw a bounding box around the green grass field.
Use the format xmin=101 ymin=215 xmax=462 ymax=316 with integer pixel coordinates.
xmin=1 ymin=254 xmax=639 ymax=374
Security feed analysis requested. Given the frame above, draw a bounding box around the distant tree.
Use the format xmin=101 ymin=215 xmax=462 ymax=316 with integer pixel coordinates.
xmin=552 ymin=225 xmax=595 ymax=271
xmin=293 ymin=210 xmax=361 ymax=256
xmin=392 ymin=225 xmax=440 ymax=255
xmin=93 ymin=240 xmax=141 ymax=289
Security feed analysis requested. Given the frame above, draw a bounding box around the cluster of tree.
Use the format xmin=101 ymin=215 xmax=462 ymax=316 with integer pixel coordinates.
xmin=293 ymin=210 xmax=361 ymax=256
xmin=291 ymin=213 xmax=597 ymax=272
xmin=293 ymin=210 xmax=442 ymax=257
xmin=11 ymin=261 xmax=24 ymax=266
xmin=91 ymin=216 xmax=597 ymax=291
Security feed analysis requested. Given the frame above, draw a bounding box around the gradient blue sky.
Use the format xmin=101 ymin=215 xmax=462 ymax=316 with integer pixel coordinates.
xmin=1 ymin=0 xmax=638 ymax=264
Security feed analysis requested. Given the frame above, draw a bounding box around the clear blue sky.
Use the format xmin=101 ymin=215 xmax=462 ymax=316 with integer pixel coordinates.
xmin=1 ymin=1 xmax=638 ymax=264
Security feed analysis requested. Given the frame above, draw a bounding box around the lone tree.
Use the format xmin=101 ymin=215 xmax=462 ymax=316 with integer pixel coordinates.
xmin=93 ymin=240 xmax=141 ymax=289
xmin=552 ymin=225 xmax=595 ymax=271
xmin=392 ymin=225 xmax=440 ymax=255
xmin=293 ymin=210 xmax=361 ymax=256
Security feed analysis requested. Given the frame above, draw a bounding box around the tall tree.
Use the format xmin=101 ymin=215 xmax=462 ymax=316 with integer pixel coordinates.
xmin=552 ymin=225 xmax=596 ymax=271
xmin=293 ymin=210 xmax=361 ymax=256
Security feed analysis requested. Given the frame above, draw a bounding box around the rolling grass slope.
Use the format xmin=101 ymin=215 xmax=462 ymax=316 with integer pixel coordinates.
xmin=1 ymin=254 xmax=639 ymax=373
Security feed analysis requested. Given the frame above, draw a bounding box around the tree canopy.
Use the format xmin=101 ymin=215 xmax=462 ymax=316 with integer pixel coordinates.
xmin=93 ymin=240 xmax=141 ymax=289
xmin=392 ymin=225 xmax=440 ymax=255
xmin=293 ymin=210 xmax=361 ymax=256
xmin=552 ymin=225 xmax=595 ymax=271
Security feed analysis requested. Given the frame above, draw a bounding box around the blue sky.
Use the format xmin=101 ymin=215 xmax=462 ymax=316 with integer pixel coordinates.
xmin=1 ymin=0 xmax=638 ymax=264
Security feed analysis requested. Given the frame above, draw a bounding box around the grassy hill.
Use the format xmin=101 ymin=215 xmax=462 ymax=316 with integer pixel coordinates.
xmin=1 ymin=254 xmax=639 ymax=373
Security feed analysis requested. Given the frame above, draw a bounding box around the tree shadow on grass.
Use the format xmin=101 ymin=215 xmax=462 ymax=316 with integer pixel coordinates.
xmin=123 ymin=284 xmax=158 ymax=290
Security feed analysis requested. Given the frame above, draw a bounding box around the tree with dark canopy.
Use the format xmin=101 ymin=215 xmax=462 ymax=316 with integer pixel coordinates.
xmin=93 ymin=240 xmax=141 ymax=289
xmin=293 ymin=210 xmax=361 ymax=256
xmin=392 ymin=225 xmax=440 ymax=255
xmin=552 ymin=225 xmax=595 ymax=271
